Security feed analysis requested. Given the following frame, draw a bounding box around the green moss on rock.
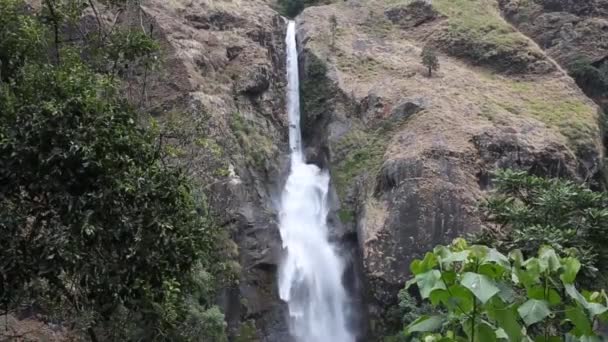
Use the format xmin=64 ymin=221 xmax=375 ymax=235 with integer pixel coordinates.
xmin=388 ymin=0 xmax=549 ymax=73
xmin=332 ymin=117 xmax=414 ymax=198
xmin=229 ymin=112 xmax=278 ymax=170
xmin=234 ymin=320 xmax=258 ymax=342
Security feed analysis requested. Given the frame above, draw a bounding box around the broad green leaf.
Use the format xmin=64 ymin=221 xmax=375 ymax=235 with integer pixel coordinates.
xmin=416 ymin=270 xmax=446 ymax=299
xmin=538 ymin=246 xmax=560 ymax=273
xmin=586 ymin=302 xmax=608 ymax=316
xmin=564 ymin=284 xmax=607 ymax=316
xmin=566 ymin=305 xmax=592 ymax=336
xmin=441 ymin=270 xmax=457 ymax=286
xmin=483 ymin=248 xmax=511 ymax=269
xmin=495 ymin=328 xmax=508 ymax=340
xmin=487 ymin=299 xmax=523 ymax=342
xmin=478 ymin=263 xmax=506 ymax=279
xmin=560 ymin=257 xmax=581 ymax=284
xmin=523 ymin=258 xmax=542 ymax=280
xmin=514 ymin=258 xmax=541 ymax=287
xmin=496 ymin=282 xmax=516 ymax=303
xmin=464 ymin=319 xmax=496 ymax=342
xmin=509 ymin=249 xmax=524 ymax=265
xmin=441 ymin=250 xmax=470 ymax=268
xmin=518 ymin=299 xmax=551 ymax=326
xmin=405 ymin=277 xmax=417 ymax=290
xmin=452 ymin=237 xmax=468 ymax=251
xmin=429 ymin=289 xmax=449 ymax=306
xmin=547 ymin=289 xmax=562 ymax=306
xmin=446 ymin=284 xmax=474 ymax=314
xmin=461 ymin=272 xmax=499 ymax=304
xmin=429 ymin=285 xmax=474 ymax=315
xmin=566 ymin=334 xmax=601 ymax=342
xmin=411 ymin=252 xmax=438 ymax=275
xmin=565 ymin=284 xmax=588 ymax=307
xmin=433 ymin=245 xmax=451 ymax=263
xmin=470 ymin=245 xmax=490 ymax=260
xmin=476 ymin=321 xmax=497 ymax=342
xmin=527 ymin=286 xmax=561 ymax=305
xmin=534 ymin=337 xmax=562 ymax=342
xmin=405 ymin=315 xmax=443 ymax=334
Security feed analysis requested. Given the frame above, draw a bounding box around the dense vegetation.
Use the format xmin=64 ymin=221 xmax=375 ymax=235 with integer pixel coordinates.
xmin=0 ymin=0 xmax=226 ymax=340
xmin=475 ymin=169 xmax=608 ymax=287
xmin=402 ymin=241 xmax=608 ymax=341
xmin=568 ymin=58 xmax=608 ymax=99
xmin=567 ymin=58 xmax=608 ymax=163
xmin=276 ymin=0 xmax=334 ymax=17
xmin=387 ymin=170 xmax=608 ymax=341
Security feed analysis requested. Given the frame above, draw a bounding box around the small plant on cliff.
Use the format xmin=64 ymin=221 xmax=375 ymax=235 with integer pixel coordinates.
xmin=402 ymin=239 xmax=608 ymax=341
xmin=567 ymin=57 xmax=608 ymax=98
xmin=329 ymin=14 xmax=338 ymax=51
xmin=474 ymin=169 xmax=608 ymax=287
xmin=421 ymin=45 xmax=440 ymax=77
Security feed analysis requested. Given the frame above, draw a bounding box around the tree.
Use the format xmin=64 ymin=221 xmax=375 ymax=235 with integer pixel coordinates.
xmin=421 ymin=45 xmax=440 ymax=77
xmin=329 ymin=14 xmax=338 ymax=51
xmin=401 ymin=239 xmax=608 ymax=342
xmin=474 ymin=169 xmax=608 ymax=287
xmin=0 ymin=0 xmax=226 ymax=339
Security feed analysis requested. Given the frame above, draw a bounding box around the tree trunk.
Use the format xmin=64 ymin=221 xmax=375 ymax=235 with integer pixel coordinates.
xmin=88 ymin=327 xmax=99 ymax=342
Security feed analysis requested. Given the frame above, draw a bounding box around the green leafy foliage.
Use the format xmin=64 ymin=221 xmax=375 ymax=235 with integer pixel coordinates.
xmin=402 ymin=239 xmax=608 ymax=342
xmin=475 ymin=169 xmax=608 ymax=287
xmin=567 ymin=57 xmax=608 ymax=98
xmin=0 ymin=0 xmax=226 ymax=339
xmin=276 ymin=0 xmax=334 ymax=18
xmin=421 ymin=45 xmax=440 ymax=77
xmin=278 ymin=0 xmax=305 ymax=17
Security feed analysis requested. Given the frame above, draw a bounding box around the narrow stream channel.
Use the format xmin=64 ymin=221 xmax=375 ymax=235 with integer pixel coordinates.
xmin=277 ymin=20 xmax=354 ymax=342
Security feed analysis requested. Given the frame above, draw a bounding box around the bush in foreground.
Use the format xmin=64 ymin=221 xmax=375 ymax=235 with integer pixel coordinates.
xmin=400 ymin=239 xmax=608 ymax=341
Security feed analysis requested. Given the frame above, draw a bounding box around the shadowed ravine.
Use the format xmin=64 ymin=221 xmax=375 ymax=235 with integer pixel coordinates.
xmin=277 ymin=20 xmax=354 ymax=342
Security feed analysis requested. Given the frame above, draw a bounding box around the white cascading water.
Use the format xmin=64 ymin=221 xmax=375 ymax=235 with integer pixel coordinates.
xmin=278 ymin=21 xmax=354 ymax=342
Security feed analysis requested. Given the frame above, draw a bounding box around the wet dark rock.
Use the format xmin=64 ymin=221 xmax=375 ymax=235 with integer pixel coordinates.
xmin=498 ymin=0 xmax=608 ymax=64
xmin=227 ymin=46 xmax=244 ymax=61
xmin=385 ymin=0 xmax=440 ymax=28
xmin=472 ymin=131 xmax=577 ymax=178
xmin=186 ymin=11 xmax=245 ymax=31
xmin=238 ymin=66 xmax=271 ymax=96
xmin=304 ymin=145 xmax=330 ymax=170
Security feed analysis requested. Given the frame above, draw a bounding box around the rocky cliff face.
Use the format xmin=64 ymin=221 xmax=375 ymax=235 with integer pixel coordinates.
xmin=498 ymin=0 xmax=608 ymax=66
xmin=497 ymin=0 xmax=608 ymax=177
xmin=138 ymin=0 xmax=291 ymax=340
xmin=89 ymin=0 xmax=606 ymax=340
xmin=297 ymin=0 xmax=604 ymax=337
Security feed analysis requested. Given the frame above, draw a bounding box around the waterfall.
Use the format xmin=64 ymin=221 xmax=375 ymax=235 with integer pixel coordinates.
xmin=278 ymin=21 xmax=354 ymax=342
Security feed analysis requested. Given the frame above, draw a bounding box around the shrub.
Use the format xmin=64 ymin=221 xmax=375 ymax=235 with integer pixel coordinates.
xmin=474 ymin=169 xmax=608 ymax=287
xmin=0 ymin=0 xmax=225 ymax=339
xmin=568 ymin=58 xmax=608 ymax=98
xmin=278 ymin=0 xmax=305 ymax=17
xmin=402 ymin=239 xmax=608 ymax=341
xmin=329 ymin=14 xmax=338 ymax=50
xmin=421 ymin=45 xmax=440 ymax=76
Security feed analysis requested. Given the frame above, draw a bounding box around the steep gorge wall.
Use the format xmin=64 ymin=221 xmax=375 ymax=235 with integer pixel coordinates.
xmin=87 ymin=0 xmax=607 ymax=340
xmin=296 ymin=0 xmax=604 ymax=337
xmin=136 ymin=0 xmax=292 ymax=339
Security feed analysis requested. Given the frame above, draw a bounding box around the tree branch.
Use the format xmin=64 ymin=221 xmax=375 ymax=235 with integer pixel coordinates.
xmin=88 ymin=0 xmax=105 ymax=38
xmin=43 ymin=0 xmax=61 ymax=63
